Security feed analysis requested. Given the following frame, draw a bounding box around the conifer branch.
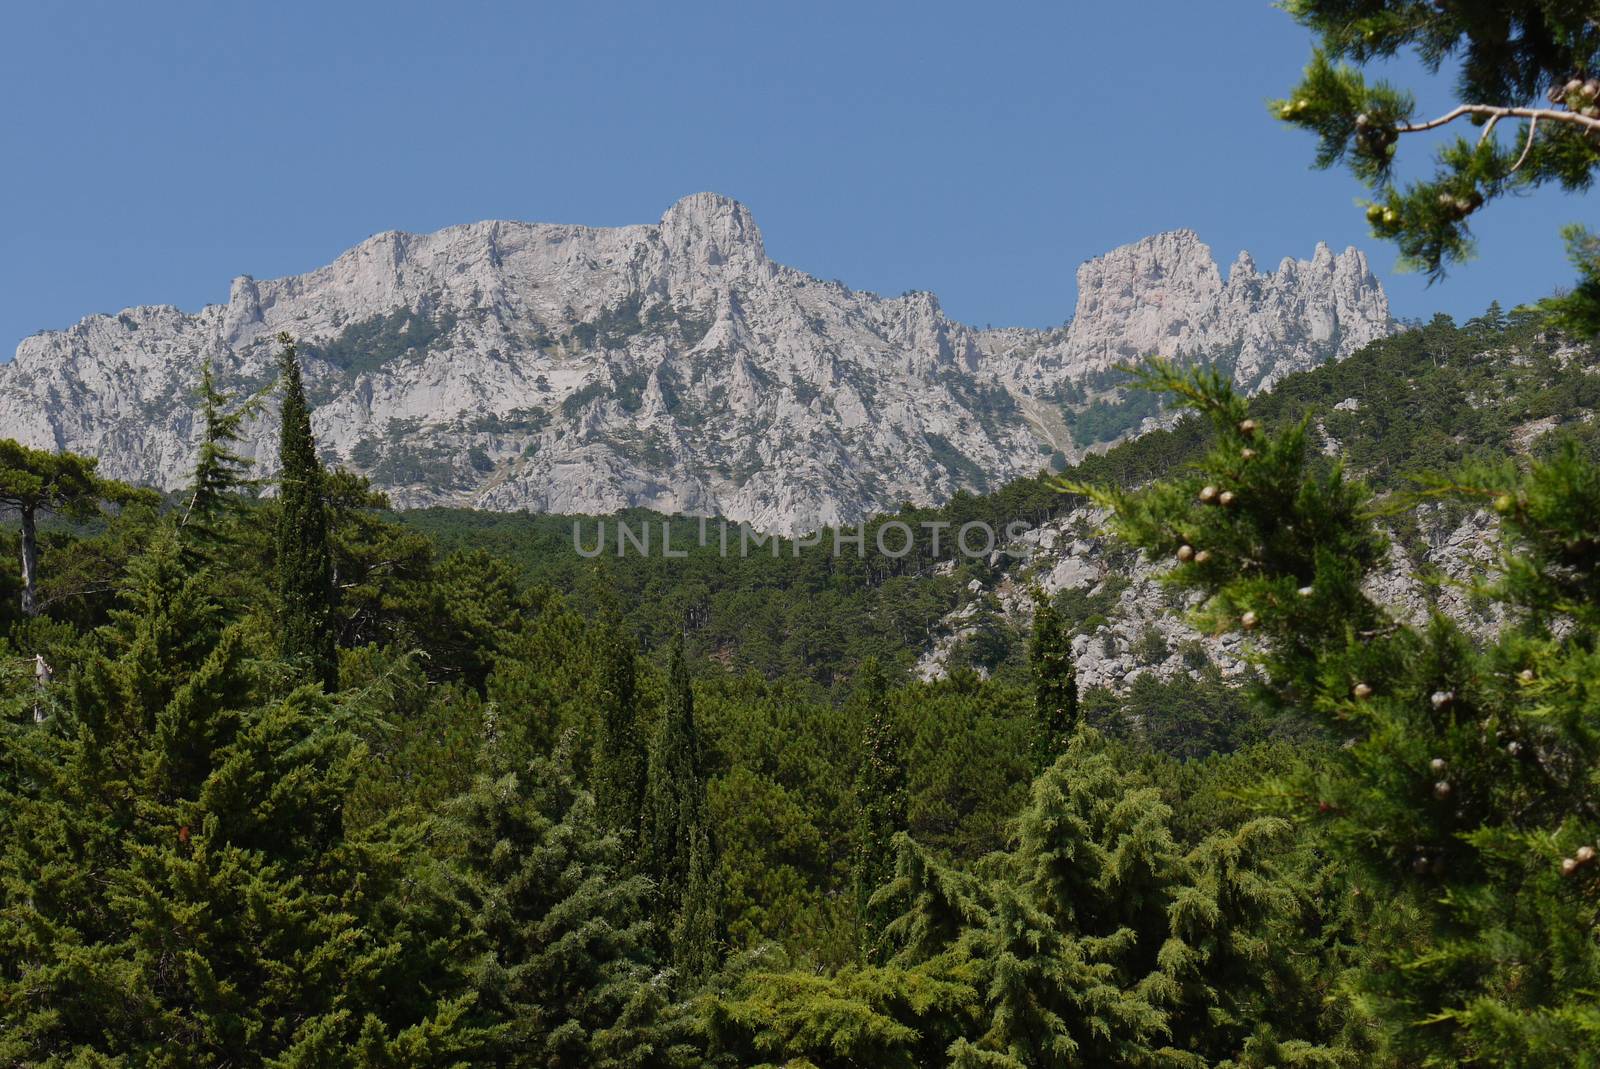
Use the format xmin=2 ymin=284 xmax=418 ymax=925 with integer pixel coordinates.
xmin=1396 ymin=103 xmax=1600 ymax=136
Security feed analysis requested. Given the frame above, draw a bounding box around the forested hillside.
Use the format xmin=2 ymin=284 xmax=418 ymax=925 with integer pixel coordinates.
xmin=11 ymin=0 xmax=1600 ymax=1062
xmin=3 ymin=308 xmax=1598 ymax=1065
xmin=406 ymin=304 xmax=1599 ymax=686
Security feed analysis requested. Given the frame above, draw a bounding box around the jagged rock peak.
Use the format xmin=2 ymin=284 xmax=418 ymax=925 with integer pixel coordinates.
xmin=659 ymin=191 xmax=765 ymax=262
xmin=1067 ymin=229 xmax=1226 ymax=356
xmin=0 ymin=198 xmax=1391 ymax=535
xmin=1004 ymin=228 xmax=1391 ymax=392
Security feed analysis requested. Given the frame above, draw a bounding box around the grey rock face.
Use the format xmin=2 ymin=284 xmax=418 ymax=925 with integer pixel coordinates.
xmin=0 ymin=196 xmax=1390 ymax=533
xmin=1009 ymin=230 xmax=1390 ymax=395
xmin=917 ymin=503 xmax=1502 ymax=693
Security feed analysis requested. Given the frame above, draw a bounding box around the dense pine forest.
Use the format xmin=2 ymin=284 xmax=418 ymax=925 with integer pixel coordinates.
xmin=9 ymin=4 xmax=1600 ymax=1062
xmin=3 ymin=304 xmax=1599 ymax=1066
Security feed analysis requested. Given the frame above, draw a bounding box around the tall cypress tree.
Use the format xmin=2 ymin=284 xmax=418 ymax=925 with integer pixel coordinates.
xmin=592 ymin=614 xmax=647 ymax=843
xmin=1028 ymin=589 xmax=1079 ymax=770
xmin=274 ymin=333 xmax=337 ymax=690
xmin=851 ymin=657 xmax=906 ymax=957
xmin=642 ymin=638 xmax=720 ymax=979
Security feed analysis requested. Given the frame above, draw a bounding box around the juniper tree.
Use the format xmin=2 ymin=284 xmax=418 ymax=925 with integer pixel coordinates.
xmin=1274 ymin=1 xmax=1600 ymax=329
xmin=0 ymin=533 xmax=486 ymax=1065
xmin=1028 ymin=588 xmax=1079 ymax=770
xmin=851 ymin=656 xmax=907 ymax=957
xmin=274 ymin=333 xmax=337 ymax=690
xmin=441 ymin=734 xmax=668 ymax=1069
xmin=1071 ymin=361 xmax=1600 ymax=1064
xmin=642 ymin=637 xmax=721 ymax=980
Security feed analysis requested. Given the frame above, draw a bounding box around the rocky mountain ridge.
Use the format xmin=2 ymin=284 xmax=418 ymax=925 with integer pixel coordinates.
xmin=0 ymin=194 xmax=1391 ymax=533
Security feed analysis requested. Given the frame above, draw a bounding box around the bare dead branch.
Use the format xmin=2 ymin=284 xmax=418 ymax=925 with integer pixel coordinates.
xmin=1397 ymin=103 xmax=1600 ymax=136
xmin=1477 ymin=113 xmax=1501 ymax=147
xmin=1510 ymin=116 xmax=1540 ymax=175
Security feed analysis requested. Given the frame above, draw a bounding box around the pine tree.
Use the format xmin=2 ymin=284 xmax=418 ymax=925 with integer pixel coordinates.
xmin=1028 ymin=588 xmax=1079 ymax=770
xmin=851 ymin=656 xmax=907 ymax=957
xmin=642 ymin=637 xmax=721 ymax=980
xmin=1073 ymin=361 xmax=1600 ymax=1064
xmin=274 ymin=333 xmax=337 ymax=690
xmin=1272 ymin=2 xmax=1600 ymax=327
xmin=484 ymin=594 xmax=600 ymax=757
xmin=0 ymin=439 xmax=133 ymax=617
xmin=592 ymin=613 xmax=647 ymax=842
xmin=180 ymin=358 xmax=256 ymax=555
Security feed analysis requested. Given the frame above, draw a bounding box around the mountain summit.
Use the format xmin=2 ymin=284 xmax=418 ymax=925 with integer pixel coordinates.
xmin=0 ymin=194 xmax=1390 ymax=532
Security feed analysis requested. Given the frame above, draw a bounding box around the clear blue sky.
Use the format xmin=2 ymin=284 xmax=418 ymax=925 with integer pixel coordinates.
xmin=3 ymin=1 xmax=1589 ymax=360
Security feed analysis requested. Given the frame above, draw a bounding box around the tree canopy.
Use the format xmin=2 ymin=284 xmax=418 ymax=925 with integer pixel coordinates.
xmin=1276 ymin=1 xmax=1600 ymax=329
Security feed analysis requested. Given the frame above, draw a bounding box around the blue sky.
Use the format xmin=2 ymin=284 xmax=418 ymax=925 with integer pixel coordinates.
xmin=2 ymin=1 xmax=1589 ymax=359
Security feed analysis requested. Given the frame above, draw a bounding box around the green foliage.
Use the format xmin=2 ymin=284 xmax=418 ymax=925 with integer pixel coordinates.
xmin=704 ymin=957 xmax=977 ymax=1069
xmin=940 ymin=371 xmax=1021 ymax=439
xmin=403 ymin=309 xmax=1600 ymax=693
xmin=1274 ymin=1 xmax=1600 ymax=325
xmin=1079 ymin=362 xmax=1600 ymax=1065
xmin=899 ymin=673 xmax=1034 ymax=864
xmin=178 ymin=358 xmax=259 ymax=557
xmin=1089 ymin=668 xmax=1284 ymax=761
xmin=851 ymin=658 xmax=907 ymax=957
xmin=274 ymin=334 xmax=338 ymax=689
xmin=0 ymin=437 xmax=145 ymax=618
xmin=642 ymin=639 xmax=722 ymax=982
xmin=1543 ymin=222 xmax=1600 ymax=336
xmin=9 ymin=304 xmax=1600 ymax=1065
xmin=925 ymin=432 xmax=990 ymax=492
xmin=848 ymin=728 xmax=1351 ymax=1067
xmin=302 ymin=306 xmax=458 ymax=394
xmin=1064 ymin=385 xmax=1163 ymax=446
xmin=440 ymin=737 xmax=668 ymax=1068
xmin=1028 ymin=588 xmax=1079 ymax=769
xmin=0 ymin=534 xmax=488 ymax=1065
xmin=593 ymin=612 xmax=648 ymax=841
xmin=341 ymin=644 xmax=484 ymax=829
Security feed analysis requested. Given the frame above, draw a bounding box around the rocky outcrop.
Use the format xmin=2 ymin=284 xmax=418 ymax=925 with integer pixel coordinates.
xmin=0 ymin=196 xmax=1391 ymax=533
xmin=1008 ymin=230 xmax=1390 ymax=395
xmin=917 ymin=502 xmax=1502 ymax=692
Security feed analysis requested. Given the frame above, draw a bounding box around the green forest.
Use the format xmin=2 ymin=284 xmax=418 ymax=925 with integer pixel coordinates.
xmin=2 ymin=302 xmax=1599 ymax=1066
xmin=7 ymin=2 xmax=1600 ymax=1064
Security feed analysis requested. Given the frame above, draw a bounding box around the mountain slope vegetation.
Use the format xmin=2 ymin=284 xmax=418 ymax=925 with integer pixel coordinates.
xmin=1 ymin=310 xmax=1597 ymax=1065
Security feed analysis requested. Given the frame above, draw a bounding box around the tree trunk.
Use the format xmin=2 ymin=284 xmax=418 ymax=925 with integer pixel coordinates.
xmin=19 ymin=504 xmax=38 ymax=617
